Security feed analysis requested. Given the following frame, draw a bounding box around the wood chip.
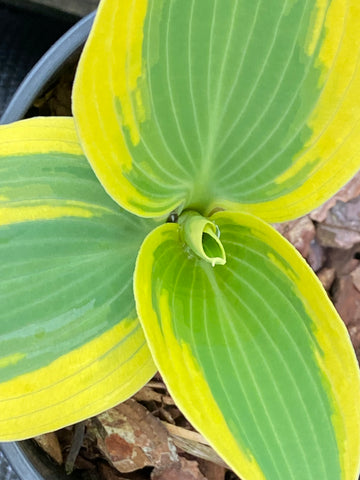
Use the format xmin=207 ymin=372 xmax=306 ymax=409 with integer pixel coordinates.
xmin=316 ymin=198 xmax=360 ymax=249
xmin=333 ymin=271 xmax=360 ymax=361
xmin=162 ymin=423 xmax=228 ymax=469
xmin=134 ymin=386 xmax=175 ymax=406
xmin=97 ymin=462 xmax=131 ymax=480
xmin=65 ymin=420 xmax=87 ymax=474
xmin=317 ymin=268 xmax=336 ymax=291
xmin=311 ymin=171 xmax=360 ymax=223
xmin=151 ymin=457 xmax=206 ymax=480
xmin=146 ymin=381 xmax=167 ymax=390
xmin=197 ymin=459 xmax=227 ymax=480
xmin=273 ymin=216 xmax=315 ymax=258
xmin=307 ymin=239 xmax=325 ymax=273
xmin=91 ymin=399 xmax=178 ymax=473
xmin=34 ymin=432 xmax=63 ymax=465
xmin=351 ymin=266 xmax=360 ymax=292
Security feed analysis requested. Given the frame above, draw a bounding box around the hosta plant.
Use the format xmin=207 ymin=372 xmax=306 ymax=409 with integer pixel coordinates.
xmin=1 ymin=0 xmax=360 ymax=479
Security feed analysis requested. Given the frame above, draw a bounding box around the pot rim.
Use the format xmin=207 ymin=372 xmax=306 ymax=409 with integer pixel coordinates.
xmin=1 ymin=441 xmax=82 ymax=480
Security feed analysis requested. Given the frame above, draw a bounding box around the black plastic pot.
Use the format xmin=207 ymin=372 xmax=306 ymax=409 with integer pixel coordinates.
xmin=1 ymin=9 xmax=94 ymax=124
xmin=0 ymin=11 xmax=95 ymax=480
xmin=0 ymin=2 xmax=76 ymax=118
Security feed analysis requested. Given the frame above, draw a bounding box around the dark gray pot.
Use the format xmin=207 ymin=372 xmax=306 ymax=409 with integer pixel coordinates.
xmin=0 ymin=10 xmax=95 ymax=480
xmin=1 ymin=10 xmax=94 ymax=124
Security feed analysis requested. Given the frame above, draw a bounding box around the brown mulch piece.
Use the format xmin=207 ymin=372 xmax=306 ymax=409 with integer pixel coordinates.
xmin=310 ymin=171 xmax=360 ymax=223
xmin=65 ymin=420 xmax=87 ymax=474
xmin=151 ymin=457 xmax=206 ymax=480
xmin=37 ymin=386 xmax=233 ymax=480
xmin=26 ymin=59 xmax=77 ymax=118
xmin=316 ymin=197 xmax=360 ymax=249
xmin=273 ymin=174 xmax=360 ymax=363
xmin=274 ymin=215 xmax=316 ymax=258
xmin=90 ymin=399 xmax=179 ymax=473
xmin=34 ymin=432 xmax=63 ymax=465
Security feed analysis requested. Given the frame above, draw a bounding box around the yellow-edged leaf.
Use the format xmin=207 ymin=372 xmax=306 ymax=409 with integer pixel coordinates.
xmin=74 ymin=0 xmax=360 ymax=221
xmin=134 ymin=210 xmax=360 ymax=480
xmin=0 ymin=117 xmax=157 ymax=440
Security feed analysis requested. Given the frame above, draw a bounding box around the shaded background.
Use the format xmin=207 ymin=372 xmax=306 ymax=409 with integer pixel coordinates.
xmin=0 ymin=0 xmax=98 ymax=116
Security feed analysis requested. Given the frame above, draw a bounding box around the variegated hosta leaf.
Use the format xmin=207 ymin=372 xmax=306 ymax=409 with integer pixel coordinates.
xmin=134 ymin=211 xmax=360 ymax=480
xmin=0 ymin=117 xmax=157 ymax=440
xmin=74 ymin=0 xmax=360 ymax=221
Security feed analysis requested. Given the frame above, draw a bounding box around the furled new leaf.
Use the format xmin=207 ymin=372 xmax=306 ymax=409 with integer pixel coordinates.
xmin=0 ymin=117 xmax=157 ymax=440
xmin=134 ymin=211 xmax=360 ymax=480
xmin=74 ymin=0 xmax=360 ymax=221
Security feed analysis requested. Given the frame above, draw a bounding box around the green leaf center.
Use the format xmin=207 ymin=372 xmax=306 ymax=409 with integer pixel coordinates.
xmin=179 ymin=211 xmax=226 ymax=267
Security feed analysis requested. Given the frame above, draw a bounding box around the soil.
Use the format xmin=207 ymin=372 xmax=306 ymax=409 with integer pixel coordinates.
xmin=29 ymin=65 xmax=360 ymax=480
